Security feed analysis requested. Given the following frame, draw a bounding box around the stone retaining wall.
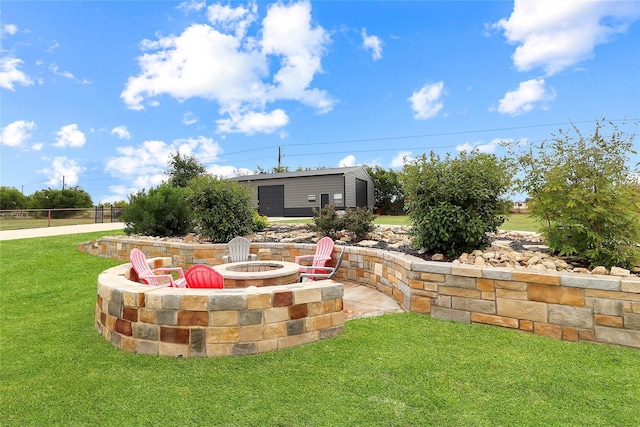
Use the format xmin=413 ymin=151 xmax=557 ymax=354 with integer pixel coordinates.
xmin=80 ymin=237 xmax=640 ymax=349
xmin=96 ymin=260 xmax=344 ymax=357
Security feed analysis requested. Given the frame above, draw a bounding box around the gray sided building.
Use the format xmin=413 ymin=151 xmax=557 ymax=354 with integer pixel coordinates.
xmin=230 ymin=166 xmax=375 ymax=217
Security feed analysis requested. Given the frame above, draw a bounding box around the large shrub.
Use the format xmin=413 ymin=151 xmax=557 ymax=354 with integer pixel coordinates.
xmin=121 ymin=184 xmax=193 ymax=237
xmin=308 ymin=204 xmax=376 ymax=241
xmin=187 ymin=176 xmax=254 ymax=242
xmin=508 ymin=119 xmax=640 ymax=269
xmin=0 ymin=186 xmax=28 ymax=210
xmin=402 ymin=151 xmax=513 ymax=257
xmin=28 ymin=186 xmax=93 ymax=218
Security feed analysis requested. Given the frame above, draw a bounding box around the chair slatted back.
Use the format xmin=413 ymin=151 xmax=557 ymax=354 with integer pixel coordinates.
xmin=227 ymin=236 xmax=253 ymax=263
xmin=130 ymin=248 xmax=161 ymax=286
xmin=186 ymin=265 xmax=224 ymax=289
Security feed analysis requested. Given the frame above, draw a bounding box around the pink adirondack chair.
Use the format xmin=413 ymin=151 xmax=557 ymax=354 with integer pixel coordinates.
xmin=185 ymin=265 xmax=224 ymax=289
xmin=294 ymin=236 xmax=335 ymax=276
xmin=129 ymin=248 xmax=186 ymax=288
xmin=300 ymin=245 xmax=345 ymax=282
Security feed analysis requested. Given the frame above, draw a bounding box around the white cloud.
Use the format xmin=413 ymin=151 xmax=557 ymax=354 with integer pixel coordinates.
xmin=121 ymin=1 xmax=333 ymax=135
xmin=39 ymin=156 xmax=85 ymax=188
xmin=456 ymin=138 xmax=501 ymax=154
xmin=495 ymin=0 xmax=640 ymax=76
xmin=54 ymin=124 xmax=86 ymax=148
xmin=47 ymin=41 xmax=60 ymax=53
xmin=216 ymin=109 xmax=289 ymax=134
xmin=177 ymin=0 xmax=206 ymax=13
xmin=390 ymin=151 xmax=413 ymax=168
xmin=207 ymin=2 xmax=257 ymax=39
xmin=111 ymin=125 xmax=131 ymax=140
xmin=182 ymin=112 xmax=198 ymax=125
xmin=495 ymin=78 xmax=556 ymax=116
xmin=339 ymin=155 xmax=356 ymax=167
xmin=0 ymin=57 xmax=33 ymax=90
xmin=209 ymin=164 xmax=253 ymax=178
xmin=3 ymin=24 xmax=18 ymax=35
xmin=0 ymin=120 xmax=36 ymax=147
xmin=261 ymin=1 xmax=333 ymax=111
xmin=408 ymin=81 xmax=445 ymax=120
xmin=362 ymin=28 xmax=383 ymax=61
xmin=104 ymin=136 xmax=222 ymax=192
xmin=49 ymin=64 xmax=74 ymax=79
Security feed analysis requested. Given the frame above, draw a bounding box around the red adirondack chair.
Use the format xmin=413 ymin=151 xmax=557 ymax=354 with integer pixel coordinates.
xmin=129 ymin=248 xmax=186 ymax=288
xmin=185 ymin=265 xmax=225 ymax=289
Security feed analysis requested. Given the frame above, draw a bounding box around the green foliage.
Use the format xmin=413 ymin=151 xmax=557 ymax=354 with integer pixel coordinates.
xmin=0 ymin=186 xmax=28 ymax=210
xmin=507 ymin=119 xmax=640 ymax=269
xmin=165 ymin=151 xmax=206 ymax=188
xmin=308 ymin=204 xmax=343 ymax=238
xmin=121 ymin=184 xmax=193 ymax=237
xmin=187 ymin=176 xmax=254 ymax=242
xmin=27 ymin=186 xmax=94 ymax=218
xmin=342 ymin=207 xmax=376 ymax=241
xmin=402 ymin=150 xmax=513 ymax=257
xmin=308 ymin=204 xmax=376 ymax=241
xmin=364 ymin=165 xmax=405 ymax=214
xmin=252 ymin=211 xmax=269 ymax=232
xmin=3 ymin=234 xmax=640 ymax=425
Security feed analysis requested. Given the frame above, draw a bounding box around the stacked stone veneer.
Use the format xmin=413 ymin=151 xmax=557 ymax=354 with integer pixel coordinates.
xmin=96 ymin=260 xmax=344 ymax=357
xmin=80 ymin=237 xmax=640 ymax=349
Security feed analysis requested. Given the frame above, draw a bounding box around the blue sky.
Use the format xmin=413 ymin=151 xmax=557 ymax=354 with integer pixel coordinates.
xmin=1 ymin=0 xmax=639 ymax=204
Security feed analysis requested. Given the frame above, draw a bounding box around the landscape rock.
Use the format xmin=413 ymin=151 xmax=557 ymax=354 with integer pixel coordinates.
xmin=131 ymin=223 xmax=639 ymax=277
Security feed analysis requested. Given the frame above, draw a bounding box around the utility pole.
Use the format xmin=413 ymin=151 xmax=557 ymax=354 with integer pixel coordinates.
xmin=277 ymin=147 xmax=282 ymax=170
xmin=62 ymin=175 xmax=65 ymax=190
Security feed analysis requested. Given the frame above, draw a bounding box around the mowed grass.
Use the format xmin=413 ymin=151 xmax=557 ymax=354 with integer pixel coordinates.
xmin=2 ymin=232 xmax=639 ymax=426
xmin=275 ymin=214 xmax=541 ymax=232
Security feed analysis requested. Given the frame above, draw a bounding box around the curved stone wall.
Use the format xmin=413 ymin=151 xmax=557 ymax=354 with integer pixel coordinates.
xmin=96 ymin=261 xmax=344 ymax=357
xmin=80 ymin=237 xmax=640 ymax=349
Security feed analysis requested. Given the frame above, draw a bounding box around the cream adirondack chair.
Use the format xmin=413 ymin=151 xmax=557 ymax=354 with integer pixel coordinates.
xmin=223 ymin=236 xmax=258 ymax=263
xmin=294 ymin=236 xmax=335 ymax=276
xmin=299 ymin=245 xmax=345 ymax=282
xmin=129 ymin=248 xmax=187 ymax=287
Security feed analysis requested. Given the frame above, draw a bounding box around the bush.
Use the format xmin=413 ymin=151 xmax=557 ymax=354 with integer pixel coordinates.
xmin=121 ymin=184 xmax=193 ymax=237
xmin=308 ymin=204 xmax=376 ymax=241
xmin=187 ymin=176 xmax=255 ymax=242
xmin=507 ymin=119 xmax=640 ymax=269
xmin=252 ymin=211 xmax=269 ymax=232
xmin=342 ymin=207 xmax=376 ymax=241
xmin=402 ymin=150 xmax=513 ymax=258
xmin=308 ymin=204 xmax=343 ymax=239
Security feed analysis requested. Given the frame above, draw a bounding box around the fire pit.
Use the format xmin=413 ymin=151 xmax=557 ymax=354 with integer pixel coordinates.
xmin=213 ymin=261 xmax=300 ymax=288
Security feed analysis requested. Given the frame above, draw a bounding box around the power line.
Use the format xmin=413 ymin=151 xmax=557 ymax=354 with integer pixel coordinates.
xmin=14 ymin=118 xmax=639 ymax=195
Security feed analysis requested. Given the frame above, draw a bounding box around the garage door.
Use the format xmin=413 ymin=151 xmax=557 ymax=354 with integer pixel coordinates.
xmin=355 ymin=178 xmax=368 ymax=208
xmin=258 ymin=185 xmax=285 ymax=217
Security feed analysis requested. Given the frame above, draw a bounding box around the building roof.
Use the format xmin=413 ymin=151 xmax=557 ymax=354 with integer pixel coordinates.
xmin=229 ymin=166 xmax=369 ymax=182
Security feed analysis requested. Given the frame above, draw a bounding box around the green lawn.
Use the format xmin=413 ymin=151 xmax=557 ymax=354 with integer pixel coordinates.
xmin=275 ymin=214 xmax=541 ymax=232
xmin=1 ymin=232 xmax=639 ymax=425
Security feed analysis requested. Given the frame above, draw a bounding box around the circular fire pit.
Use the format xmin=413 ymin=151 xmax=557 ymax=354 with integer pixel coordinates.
xmin=213 ymin=261 xmax=300 ymax=288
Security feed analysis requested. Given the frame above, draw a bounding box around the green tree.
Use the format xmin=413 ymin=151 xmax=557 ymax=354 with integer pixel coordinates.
xmin=28 ymin=186 xmax=93 ymax=209
xmin=0 ymin=186 xmax=28 ymax=210
xmin=364 ymin=165 xmax=405 ymax=215
xmin=121 ymin=184 xmax=193 ymax=237
xmin=507 ymin=119 xmax=640 ymax=269
xmin=187 ymin=176 xmax=255 ymax=242
xmin=402 ymin=150 xmax=513 ymax=257
xmin=166 ymin=152 xmax=206 ymax=188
